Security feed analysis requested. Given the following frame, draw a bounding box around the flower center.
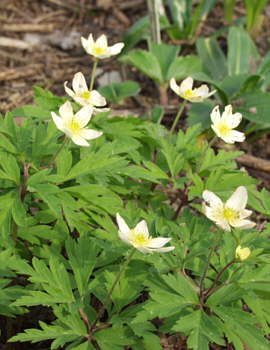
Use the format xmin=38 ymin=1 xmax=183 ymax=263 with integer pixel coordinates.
xmin=218 ymin=123 xmax=231 ymax=136
xmin=223 ymin=207 xmax=239 ymax=221
xmin=184 ymin=89 xmax=195 ymax=99
xmin=68 ymin=119 xmax=81 ymax=134
xmin=93 ymin=46 xmax=107 ymax=56
xmin=80 ymin=91 xmax=91 ymax=100
xmin=129 ymin=230 xmax=149 ymax=246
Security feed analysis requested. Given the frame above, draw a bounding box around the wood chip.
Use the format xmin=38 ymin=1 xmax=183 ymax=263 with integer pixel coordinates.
xmin=0 ymin=36 xmax=33 ymax=50
xmin=0 ymin=64 xmax=43 ymax=81
xmin=2 ymin=23 xmax=54 ymax=32
xmin=237 ymin=154 xmax=270 ymax=172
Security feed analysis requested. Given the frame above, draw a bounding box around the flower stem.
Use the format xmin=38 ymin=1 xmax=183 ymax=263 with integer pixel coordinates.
xmin=199 ymin=231 xmax=222 ymax=299
xmin=204 ymin=260 xmax=235 ymax=299
xmin=89 ymin=248 xmax=136 ymax=333
xmin=89 ymin=59 xmax=98 ymax=91
xmin=170 ymin=100 xmax=187 ymax=134
xmin=49 ymin=137 xmax=69 ymax=167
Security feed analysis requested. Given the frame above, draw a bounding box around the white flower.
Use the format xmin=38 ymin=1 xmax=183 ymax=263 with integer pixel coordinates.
xmin=51 ymin=101 xmax=103 ymax=147
xmin=202 ymin=186 xmax=256 ymax=232
xmin=170 ymin=77 xmax=215 ymax=102
xmin=235 ymin=245 xmax=251 ymax=261
xmin=116 ymin=213 xmax=175 ymax=254
xmin=81 ymin=33 xmax=124 ymax=59
xmin=210 ymin=105 xmax=245 ymax=144
xmin=64 ymin=72 xmax=108 ymax=113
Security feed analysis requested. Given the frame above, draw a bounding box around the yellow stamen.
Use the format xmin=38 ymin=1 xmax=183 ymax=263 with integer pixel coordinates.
xmin=93 ymin=46 xmax=106 ymax=56
xmin=81 ymin=91 xmax=91 ymax=100
xmin=184 ymin=89 xmax=195 ymax=99
xmin=223 ymin=207 xmax=239 ymax=222
xmin=68 ymin=119 xmax=81 ymax=134
xmin=218 ymin=123 xmax=231 ymax=136
xmin=129 ymin=230 xmax=149 ymax=246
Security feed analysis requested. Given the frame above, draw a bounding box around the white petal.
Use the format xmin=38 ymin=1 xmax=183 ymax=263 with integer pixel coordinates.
xmin=136 ymin=246 xmax=152 ymax=254
xmin=87 ymin=33 xmax=94 ymax=46
xmin=154 ymin=246 xmax=175 ymax=253
xmin=75 ymin=105 xmax=93 ymax=127
xmin=93 ymin=107 xmax=110 ymax=114
xmin=170 ymin=78 xmax=180 ymax=95
xmin=116 ymin=213 xmax=130 ymax=234
xmin=222 ymin=105 xmax=242 ymax=128
xmin=196 ymin=85 xmax=209 ymax=98
xmin=231 ymin=219 xmax=256 ymax=230
xmin=180 ymin=76 xmax=193 ymax=92
xmin=206 ymin=89 xmax=216 ymax=98
xmin=51 ymin=112 xmax=64 ymax=131
xmin=64 ymin=82 xmax=75 ymax=99
xmin=216 ymin=219 xmax=231 ymax=231
xmin=73 ymin=96 xmax=88 ymax=106
xmin=221 ymin=105 xmax=233 ymax=120
xmin=188 ymin=96 xmax=204 ymax=103
xmin=80 ymin=128 xmax=103 ymax=140
xmin=202 ymin=190 xmax=223 ymax=209
xmin=59 ymin=101 xmax=74 ymax=120
xmin=211 ymin=124 xmax=222 ymax=139
xmin=108 ymin=42 xmax=124 ymax=56
xmin=211 ymin=106 xmax=221 ymax=125
xmin=90 ymin=90 xmax=107 ymax=106
xmin=240 ymin=209 xmax=252 ymax=219
xmin=135 ymin=220 xmax=149 ymax=237
xmin=116 ymin=213 xmax=131 ymax=244
xmin=96 ymin=34 xmax=107 ymax=48
xmin=228 ymin=130 xmax=245 ymax=143
xmin=72 ymin=72 xmax=88 ymax=93
xmin=81 ymin=36 xmax=90 ymax=53
xmin=71 ymin=135 xmax=89 ymax=147
xmin=226 ymin=186 xmax=248 ymax=212
xmin=147 ymin=237 xmax=171 ymax=248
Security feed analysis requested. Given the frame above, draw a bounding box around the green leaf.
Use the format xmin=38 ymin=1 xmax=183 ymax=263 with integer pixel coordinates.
xmin=56 ymin=148 xmax=73 ymax=176
xmin=0 ymin=133 xmax=17 ymax=154
xmin=161 ymin=273 xmax=199 ymax=304
xmin=214 ymin=306 xmax=269 ymax=350
xmin=239 ymin=91 xmax=270 ymax=125
xmin=196 ymin=38 xmax=227 ymax=80
xmin=29 ymin=184 xmax=62 ymax=217
xmin=167 ymin=56 xmax=202 ymax=81
xmin=120 ymin=50 xmax=163 ymax=83
xmin=149 ymin=43 xmax=180 ymax=82
xmin=12 ymin=105 xmax=51 ymax=120
xmin=94 ymin=325 xmax=133 ymax=350
xmin=0 ymin=152 xmax=20 ymax=184
xmin=65 ymin=237 xmax=100 ymax=297
xmin=99 ymin=81 xmax=141 ymax=103
xmin=227 ymin=26 xmax=255 ymax=75
xmin=187 ymin=100 xmax=214 ymax=130
xmin=11 ymin=190 xmax=27 ymax=227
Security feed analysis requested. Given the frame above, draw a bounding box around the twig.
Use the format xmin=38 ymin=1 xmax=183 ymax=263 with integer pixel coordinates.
xmin=2 ymin=23 xmax=54 ymax=32
xmin=237 ymin=153 xmax=270 ymax=172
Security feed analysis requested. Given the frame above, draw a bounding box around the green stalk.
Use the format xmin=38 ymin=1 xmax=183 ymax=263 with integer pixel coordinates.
xmin=170 ymin=100 xmax=187 ymax=134
xmin=89 ymin=59 xmax=98 ymax=91
xmin=49 ymin=137 xmax=69 ymax=167
xmin=90 ymin=248 xmax=136 ymax=333
xmin=199 ymin=230 xmax=222 ymax=299
xmin=204 ymin=259 xmax=235 ymax=299
xmin=147 ymin=0 xmax=161 ymax=44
